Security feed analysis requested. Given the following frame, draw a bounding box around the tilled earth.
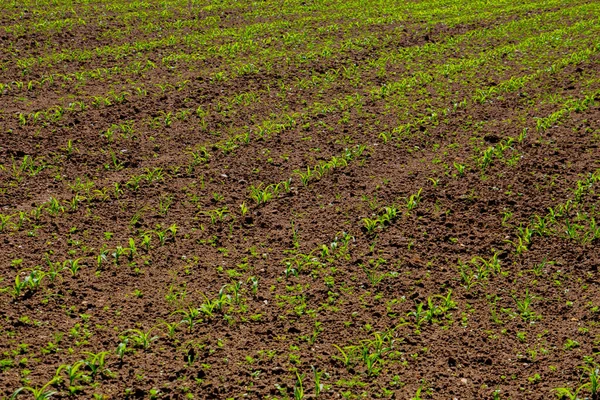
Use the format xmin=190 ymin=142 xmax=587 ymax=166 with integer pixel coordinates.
xmin=1 ymin=0 xmax=600 ymax=399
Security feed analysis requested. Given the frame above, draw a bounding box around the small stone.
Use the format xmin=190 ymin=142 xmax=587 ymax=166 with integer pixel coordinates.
xmin=460 ymin=378 xmax=468 ymax=385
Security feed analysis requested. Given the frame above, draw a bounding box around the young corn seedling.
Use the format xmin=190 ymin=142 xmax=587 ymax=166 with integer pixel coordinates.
xmin=141 ymin=234 xmax=152 ymax=251
xmin=159 ymin=321 xmax=178 ymax=339
xmin=513 ymin=289 xmax=539 ymax=322
xmin=473 ymin=252 xmax=502 ymax=274
xmin=380 ymin=206 xmax=399 ymax=224
xmin=64 ymin=139 xmax=76 ymax=157
xmin=16 ymin=211 xmax=29 ymax=230
xmin=332 ymin=344 xmax=356 ymax=368
xmin=158 ymin=195 xmax=174 ymax=216
xmin=122 ymin=328 xmax=159 ymax=350
xmin=407 ymin=302 xmax=427 ymax=330
xmin=96 ymin=250 xmax=109 ymax=270
xmin=64 ymin=361 xmax=85 ymax=390
xmin=301 ymin=321 xmax=323 ymax=345
xmin=552 ymin=387 xmax=581 ymax=400
xmin=200 ymin=207 xmax=229 ymax=224
xmin=564 ymin=219 xmax=582 ymax=241
xmin=46 ymin=197 xmax=65 ymax=215
xmin=126 ymin=175 xmax=143 ymax=191
xmin=106 ymin=150 xmax=124 ymax=171
xmin=423 ymin=297 xmax=441 ymax=323
xmin=453 ymin=162 xmax=466 ymax=177
xmin=167 ymin=224 xmax=178 ymax=241
xmin=291 ymin=371 xmax=305 ymax=400
xmin=434 ymin=290 xmax=457 ymax=313
xmin=248 ymin=276 xmax=259 ymax=297
xmin=173 ymin=306 xmax=201 ymax=333
xmin=27 ymin=268 xmax=48 ymax=292
xmin=294 ymin=166 xmax=315 ymax=186
xmin=284 ymin=262 xmax=299 ymax=278
xmin=46 ymin=261 xmax=65 ymax=283
xmin=112 ymin=246 xmax=127 ymax=265
xmin=458 ymin=261 xmax=479 ymax=290
xmin=10 ymin=378 xmax=58 ymax=400
xmin=64 ymin=258 xmax=83 ymax=276
xmin=249 ymin=180 xmax=291 ymax=205
xmin=0 ymin=213 xmax=14 ymax=232
xmin=3 ymin=274 xmax=27 ymax=298
xmin=116 ymin=340 xmax=128 ymax=365
xmin=229 ymin=281 xmax=242 ymax=305
xmin=144 ymin=167 xmax=164 ymax=183
xmin=363 ymin=266 xmax=387 ymax=287
xmin=250 ymin=184 xmax=275 ymax=205
xmin=199 ymin=295 xmax=219 ymax=318
xmin=362 ymin=217 xmax=378 ymax=234
xmin=362 ymin=349 xmax=382 ymax=376
xmin=480 ymin=147 xmax=495 ymax=170
xmin=312 ymin=366 xmax=328 ymax=397
xmin=580 ymin=364 xmax=600 ymax=397
xmin=405 ymin=189 xmax=423 ymax=213
xmin=84 ymin=351 xmax=110 ymax=380
xmin=212 ymin=286 xmax=232 ymax=313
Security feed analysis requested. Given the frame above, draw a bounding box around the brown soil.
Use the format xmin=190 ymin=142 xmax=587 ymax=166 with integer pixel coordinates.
xmin=1 ymin=1 xmax=600 ymax=399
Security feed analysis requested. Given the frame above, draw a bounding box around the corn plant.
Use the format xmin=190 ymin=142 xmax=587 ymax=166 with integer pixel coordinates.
xmin=127 ymin=238 xmax=138 ymax=260
xmin=294 ymin=166 xmax=315 ymax=186
xmin=140 ymin=234 xmax=152 ymax=251
xmin=249 ymin=179 xmax=291 ymax=205
xmin=122 ymin=328 xmax=159 ymax=350
xmin=116 ymin=340 xmax=128 ymax=364
xmin=83 ymin=351 xmax=110 ymax=379
xmin=144 ymin=167 xmax=164 ymax=183
xmin=294 ymin=372 xmax=305 ymax=400
xmin=552 ymin=387 xmax=581 ymax=400
xmin=159 ymin=321 xmax=178 ymax=339
xmin=96 ymin=250 xmax=109 ymax=270
xmin=167 ymin=224 xmax=178 ymax=240
xmin=173 ymin=306 xmax=201 ymax=332
xmin=480 ymin=146 xmax=495 ymax=170
xmin=200 ymin=207 xmax=229 ymax=224
xmin=46 ymin=197 xmax=65 ymax=215
xmin=112 ymin=246 xmax=126 ymax=265
xmin=434 ymin=290 xmax=457 ymax=312
xmin=363 ymin=266 xmax=387 ymax=287
xmin=407 ymin=302 xmax=427 ymax=329
xmin=2 ymin=274 xmax=27 ymax=298
xmin=0 ymin=213 xmax=14 ymax=232
xmin=332 ymin=344 xmax=355 ymax=368
xmin=362 ymin=217 xmax=378 ymax=234
xmin=512 ymin=289 xmax=539 ymax=322
xmin=453 ymin=162 xmax=466 ymax=177
xmin=580 ymin=364 xmax=600 ymax=397
xmin=106 ymin=150 xmax=124 ymax=171
xmin=248 ymin=276 xmax=259 ymax=297
xmin=10 ymin=378 xmax=57 ymax=400
xmin=158 ymin=194 xmax=174 ymax=216
xmin=46 ymin=261 xmax=65 ymax=283
xmin=406 ymin=189 xmax=423 ymax=213
xmin=63 ymin=361 xmax=85 ymax=387
xmin=312 ymin=366 xmax=326 ymax=397
xmin=64 ymin=258 xmax=83 ymax=276
xmin=126 ymin=175 xmax=143 ymax=191
xmin=362 ymin=204 xmax=401 ymax=234
xmin=23 ymin=268 xmax=47 ymax=291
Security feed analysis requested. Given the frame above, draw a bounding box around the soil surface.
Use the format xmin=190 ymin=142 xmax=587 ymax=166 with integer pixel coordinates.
xmin=1 ymin=0 xmax=600 ymax=399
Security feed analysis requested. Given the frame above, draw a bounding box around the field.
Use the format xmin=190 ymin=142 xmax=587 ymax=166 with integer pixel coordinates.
xmin=1 ymin=0 xmax=600 ymax=398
